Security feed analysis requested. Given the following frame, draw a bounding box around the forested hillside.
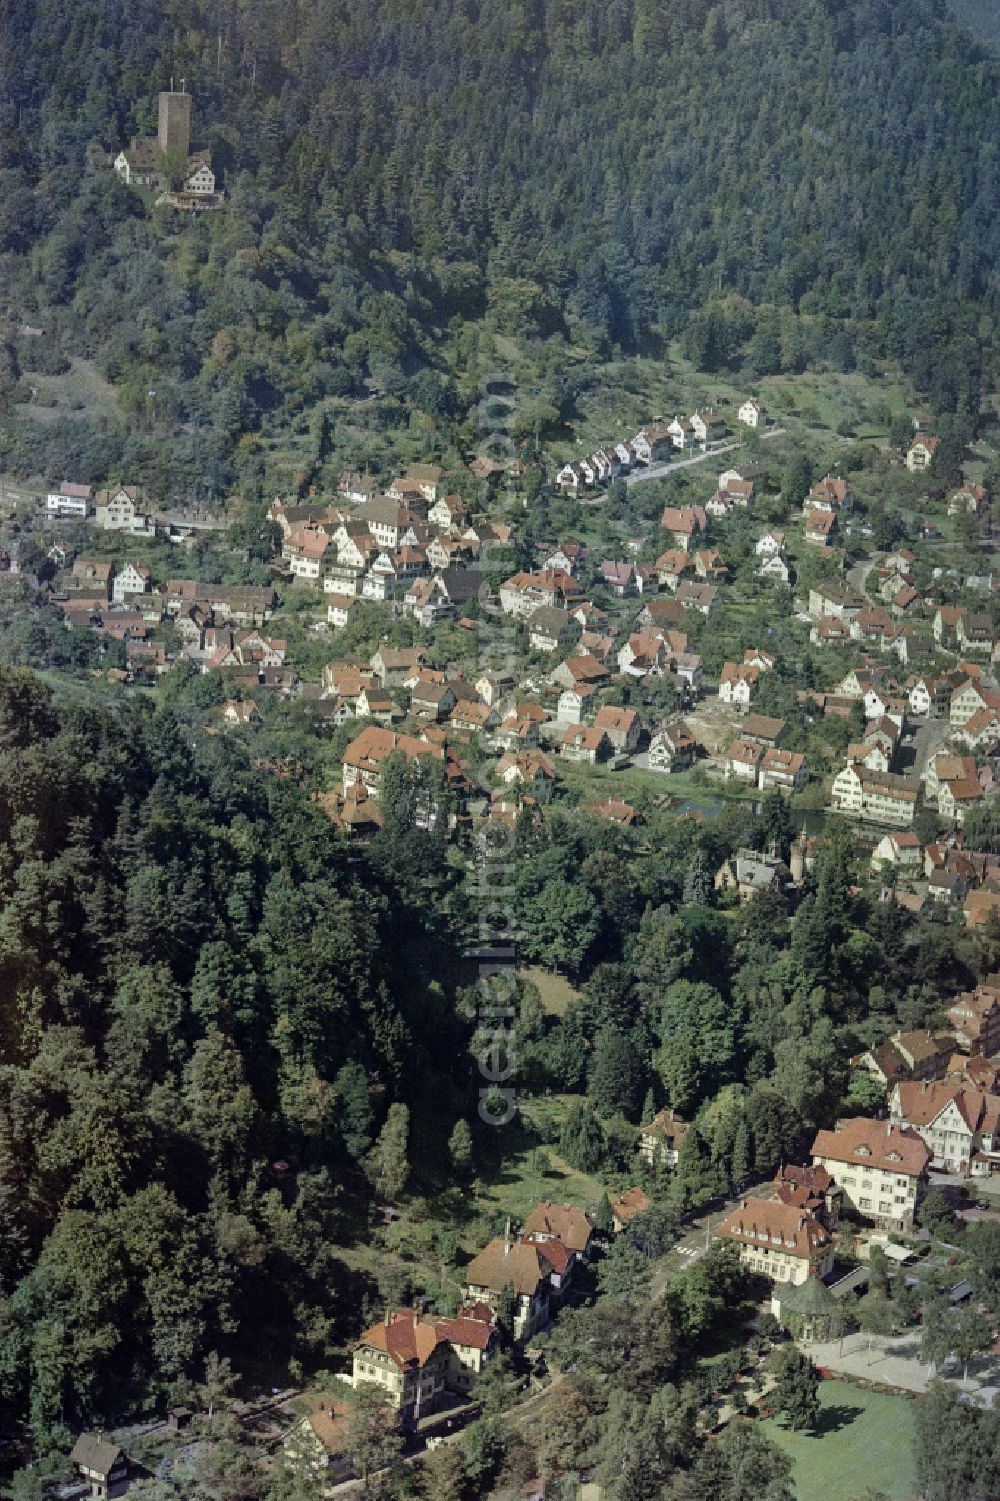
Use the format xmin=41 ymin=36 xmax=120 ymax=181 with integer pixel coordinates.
xmin=949 ymin=0 xmax=1000 ymax=48
xmin=0 ymin=670 xmax=469 ymax=1439
xmin=2 ymin=0 xmax=999 ymax=501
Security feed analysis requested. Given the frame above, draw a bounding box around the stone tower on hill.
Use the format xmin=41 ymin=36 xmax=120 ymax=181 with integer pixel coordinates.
xmin=158 ymin=89 xmax=191 ymax=156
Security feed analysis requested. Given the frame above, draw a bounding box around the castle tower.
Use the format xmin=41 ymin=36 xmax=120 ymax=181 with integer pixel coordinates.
xmin=157 ymin=90 xmax=191 ymax=156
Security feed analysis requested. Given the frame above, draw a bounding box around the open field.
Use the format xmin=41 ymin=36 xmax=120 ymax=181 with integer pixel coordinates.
xmin=760 ymin=1379 xmax=918 ymax=1501
xmin=517 ymin=965 xmax=580 ymax=1017
xmin=14 ymin=356 xmax=121 ymax=425
xmin=472 ymin=1093 xmax=608 ymax=1228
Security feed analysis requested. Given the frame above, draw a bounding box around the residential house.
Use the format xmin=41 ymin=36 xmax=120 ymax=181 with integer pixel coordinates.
xmin=610 ymin=1188 xmax=652 ymax=1234
xmin=411 ymin=682 xmax=457 ymax=722
xmin=639 ymin=1109 xmax=689 ymax=1168
xmin=551 ymin=653 xmax=610 ymax=693
xmin=890 ymin=1081 xmax=1000 ymax=1176
xmin=633 ymin=423 xmax=673 ymax=463
xmin=960 ymin=706 xmax=1000 ymax=752
xmin=71 ymin=557 xmax=114 ymax=599
xmin=70 ymin=1436 xmax=129 ymax=1500
xmin=951 ymin=677 xmax=1000 ymax=728
xmin=804 ymin=510 xmax=837 ymax=547
xmin=403 ymin=463 xmax=444 ymax=504
xmin=712 ymin=1197 xmax=834 ymax=1285
xmin=655 ymin=549 xmax=695 ymax=591
xmin=810 ymin=1117 xmax=930 ymax=1231
xmin=451 ymin=700 xmax=500 ymax=736
xmin=957 ymin=613 xmax=994 ymax=656
xmin=542 ymin=541 xmax=587 ymax=576
xmin=354 ymin=494 xmax=412 ymax=549
xmin=593 ymin=705 xmax=641 ymax=755
xmin=755 ymin=531 xmax=785 ymax=559
xmin=949 ymin=484 xmax=989 ymax=518
xmin=770 ymin=1164 xmax=842 ymax=1228
xmin=718 ymin=662 xmax=759 ymax=708
xmin=690 ymin=407 xmax=727 ymax=446
xmin=946 ymin=981 xmax=1000 ymax=1057
xmin=760 ymin=554 xmax=791 ymax=584
xmin=854 ymin=1030 xmax=954 ymax=1088
xmin=552 ymin=684 xmax=591 ymax=723
xmin=725 ymin=738 xmax=764 ymax=784
xmin=909 ymin=674 xmax=950 ymax=718
xmin=47 ymin=482 xmax=92 ymax=517
xmin=351 ymin=1310 xmax=456 ymax=1423
xmin=758 ymin=748 xmax=807 ymax=793
xmin=648 ymin=720 xmax=697 ymax=772
xmin=871 ymin=831 xmax=922 ymax=872
xmin=221 ymin=698 xmax=262 ymax=726
xmin=906 ymin=436 xmax=940 ymax=471
xmin=522 ymin=1203 xmax=593 ymax=1265
xmin=715 ymin=847 xmax=791 ymax=900
xmin=738 ymin=398 xmax=767 ymax=428
xmin=583 ymin=797 xmax=641 ymax=829
xmin=528 ymin=606 xmax=581 ymax=655
xmin=695 ymin=548 xmax=728 ymax=581
xmin=675 ymin=581 xmax=719 ymax=615
xmin=600 ymin=561 xmax=638 ymax=598
xmin=463 ymin=1237 xmax=556 ymax=1341
xmin=342 ymin=727 xmax=442 ymax=801
xmin=938 ymin=776 xmax=986 ymax=827
xmin=667 ymin=415 xmax=695 ymax=450
xmin=495 ymin=750 xmax=556 ymax=802
xmin=660 ymin=505 xmax=707 ymax=552
xmin=111 ymin=561 xmax=151 ymax=604
xmin=326 ymin=593 xmax=362 ymax=630
xmin=94 ymin=484 xmax=155 ymax=535
xmin=283 ymin=1401 xmax=352 ymax=1484
xmin=559 ymin=725 xmax=610 ymax=765
xmin=371 ymin=646 xmax=428 ymax=686
xmin=808 ymin=578 xmax=865 ymax=620
xmin=831 ymin=763 xmax=918 ymax=826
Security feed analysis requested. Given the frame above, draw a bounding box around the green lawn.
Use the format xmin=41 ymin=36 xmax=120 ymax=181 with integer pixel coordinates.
xmin=760 ymin=1380 xmax=918 ymax=1501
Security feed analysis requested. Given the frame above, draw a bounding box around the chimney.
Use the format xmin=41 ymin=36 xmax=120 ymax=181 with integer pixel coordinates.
xmin=384 ymin=1307 xmax=391 ymax=1327
xmin=504 ymin=1218 xmax=512 ymax=1255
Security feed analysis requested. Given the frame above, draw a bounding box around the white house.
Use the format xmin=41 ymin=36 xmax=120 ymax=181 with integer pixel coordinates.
xmin=718 ymin=662 xmax=759 ymax=708
xmin=47 ymin=482 xmax=92 ymax=517
xmin=111 ymin=561 xmax=151 ymax=604
xmin=738 ymin=398 xmax=767 ymax=428
xmin=327 ymin=594 xmax=362 ymax=630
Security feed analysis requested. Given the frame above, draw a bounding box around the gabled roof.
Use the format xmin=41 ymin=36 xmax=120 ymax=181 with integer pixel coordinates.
xmin=464 ymin=1237 xmax=557 ymax=1296
xmin=715 ymin=1196 xmax=831 ymax=1259
xmin=811 ymin=1117 xmax=929 ymax=1176
xmin=357 ymin=1310 xmax=444 ymax=1370
xmin=70 ymin=1436 xmax=124 ymax=1477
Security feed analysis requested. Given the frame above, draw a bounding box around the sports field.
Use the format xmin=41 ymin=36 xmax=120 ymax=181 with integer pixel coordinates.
xmin=760 ymin=1378 xmax=918 ymax=1501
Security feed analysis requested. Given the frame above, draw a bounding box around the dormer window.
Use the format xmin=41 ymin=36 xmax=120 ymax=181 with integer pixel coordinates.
xmin=886 ymin=1150 xmax=900 ymax=1162
xmin=855 ymin=1145 xmax=871 ymax=1157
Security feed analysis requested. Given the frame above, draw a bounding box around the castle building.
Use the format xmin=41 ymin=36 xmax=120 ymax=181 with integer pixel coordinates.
xmin=114 ymin=89 xmax=221 ymax=207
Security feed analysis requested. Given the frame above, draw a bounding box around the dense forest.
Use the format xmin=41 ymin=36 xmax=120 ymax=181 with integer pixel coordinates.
xmin=2 ymin=0 xmax=999 ymax=500
xmin=949 ymin=0 xmax=1000 ymax=48
xmin=0 ymin=669 xmax=475 ymax=1440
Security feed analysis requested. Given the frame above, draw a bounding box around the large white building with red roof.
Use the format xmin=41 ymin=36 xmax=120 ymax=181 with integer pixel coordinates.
xmin=810 ymin=1117 xmax=929 ymax=1230
xmin=713 ymin=1196 xmax=834 ymax=1285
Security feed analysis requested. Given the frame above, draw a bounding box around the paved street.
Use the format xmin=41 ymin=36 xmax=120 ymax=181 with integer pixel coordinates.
xmin=650 ymin=1203 xmax=738 ymax=1297
xmin=577 ymin=426 xmax=789 ymax=504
